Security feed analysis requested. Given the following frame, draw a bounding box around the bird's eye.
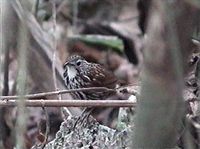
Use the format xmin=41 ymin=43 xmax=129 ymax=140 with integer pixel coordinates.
xmin=76 ymin=60 xmax=81 ymax=66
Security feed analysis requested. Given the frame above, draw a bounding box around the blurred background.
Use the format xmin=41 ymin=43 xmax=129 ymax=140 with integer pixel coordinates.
xmin=0 ymin=0 xmax=142 ymax=148
xmin=1 ymin=0 xmax=200 ymax=149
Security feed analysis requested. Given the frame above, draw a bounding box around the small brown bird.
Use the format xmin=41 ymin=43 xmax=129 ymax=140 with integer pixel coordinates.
xmin=63 ymin=55 xmax=119 ymax=126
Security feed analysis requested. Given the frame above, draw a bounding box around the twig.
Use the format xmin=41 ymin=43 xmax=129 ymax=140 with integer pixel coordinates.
xmin=41 ymin=107 xmax=50 ymax=149
xmin=34 ymin=0 xmax=40 ymax=18
xmin=0 ymin=85 xmax=139 ymax=100
xmin=0 ymin=87 xmax=116 ymax=100
xmin=42 ymin=1 xmax=57 ymax=148
xmin=57 ymin=0 xmax=67 ymax=13
xmin=51 ymin=0 xmax=58 ymax=90
xmin=15 ymin=0 xmax=29 ymax=148
xmin=0 ymin=100 xmax=136 ymax=107
xmin=2 ymin=47 xmax=9 ymax=96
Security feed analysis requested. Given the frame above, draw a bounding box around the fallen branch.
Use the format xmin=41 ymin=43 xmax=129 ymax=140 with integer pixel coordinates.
xmin=0 ymin=99 xmax=136 ymax=107
xmin=0 ymin=86 xmax=138 ymax=100
xmin=0 ymin=87 xmax=115 ymax=100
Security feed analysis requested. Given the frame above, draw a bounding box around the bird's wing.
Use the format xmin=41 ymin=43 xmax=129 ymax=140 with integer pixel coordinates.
xmin=81 ymin=64 xmax=118 ymax=89
xmin=79 ymin=64 xmax=118 ymax=100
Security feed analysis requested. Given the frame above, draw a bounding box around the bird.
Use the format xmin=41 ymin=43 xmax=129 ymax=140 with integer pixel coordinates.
xmin=63 ymin=55 xmax=119 ymax=127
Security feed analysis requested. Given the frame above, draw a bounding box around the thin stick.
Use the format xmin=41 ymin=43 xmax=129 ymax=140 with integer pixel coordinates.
xmin=15 ymin=0 xmax=29 ymax=148
xmin=2 ymin=47 xmax=9 ymax=96
xmin=0 ymin=87 xmax=115 ymax=100
xmin=41 ymin=107 xmax=50 ymax=149
xmin=51 ymin=0 xmax=58 ymax=90
xmin=0 ymin=100 xmax=136 ymax=107
xmin=34 ymin=0 xmax=40 ymax=17
xmin=42 ymin=1 xmax=57 ymax=148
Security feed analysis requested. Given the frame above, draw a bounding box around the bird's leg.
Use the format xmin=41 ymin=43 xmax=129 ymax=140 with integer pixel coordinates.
xmin=73 ymin=108 xmax=87 ymax=129
xmin=81 ymin=108 xmax=94 ymax=127
xmin=73 ymin=108 xmax=94 ymax=129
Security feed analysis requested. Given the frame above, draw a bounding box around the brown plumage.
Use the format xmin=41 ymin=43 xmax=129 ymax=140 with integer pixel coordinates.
xmin=63 ymin=55 xmax=118 ymax=100
xmin=63 ymin=55 xmax=119 ymax=127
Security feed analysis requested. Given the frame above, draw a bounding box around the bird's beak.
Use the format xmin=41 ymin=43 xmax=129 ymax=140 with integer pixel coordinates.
xmin=63 ymin=62 xmax=68 ymax=69
xmin=63 ymin=61 xmax=74 ymax=69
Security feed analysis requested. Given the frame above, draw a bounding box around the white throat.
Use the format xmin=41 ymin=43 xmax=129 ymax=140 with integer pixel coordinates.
xmin=67 ymin=66 xmax=77 ymax=80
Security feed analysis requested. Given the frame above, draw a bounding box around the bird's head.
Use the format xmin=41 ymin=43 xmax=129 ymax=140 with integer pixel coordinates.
xmin=63 ymin=55 xmax=88 ymax=80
